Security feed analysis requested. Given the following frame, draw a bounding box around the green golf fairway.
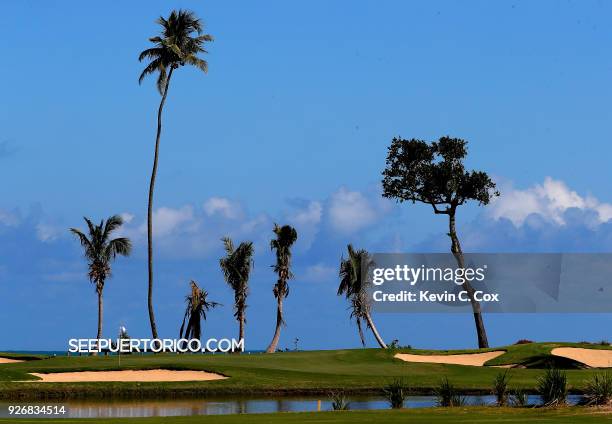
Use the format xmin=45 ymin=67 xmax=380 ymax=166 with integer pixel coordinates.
xmin=1 ymin=343 xmax=610 ymax=399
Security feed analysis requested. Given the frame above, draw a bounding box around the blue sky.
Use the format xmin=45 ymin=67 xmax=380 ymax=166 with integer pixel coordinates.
xmin=0 ymin=0 xmax=611 ymax=350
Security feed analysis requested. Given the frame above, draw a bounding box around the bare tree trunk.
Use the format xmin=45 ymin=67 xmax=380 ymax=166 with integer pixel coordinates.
xmin=147 ymin=67 xmax=174 ymax=340
xmin=448 ymin=211 xmax=489 ymax=348
xmin=266 ymin=296 xmax=283 ymax=353
xmin=364 ymin=311 xmax=387 ymax=349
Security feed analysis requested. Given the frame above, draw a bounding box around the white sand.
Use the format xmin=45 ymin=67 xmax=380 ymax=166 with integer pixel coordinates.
xmin=394 ymin=351 xmax=505 ymax=367
xmin=551 ymin=348 xmax=612 ymax=368
xmin=0 ymin=358 xmax=23 ymax=364
xmin=28 ymin=369 xmax=228 ymax=382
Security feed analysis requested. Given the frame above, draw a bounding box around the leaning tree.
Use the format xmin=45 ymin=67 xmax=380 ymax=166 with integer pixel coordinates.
xmin=138 ymin=9 xmax=213 ymax=339
xmin=381 ymin=136 xmax=498 ymax=348
xmin=266 ymin=224 xmax=298 ymax=353
xmin=338 ymin=244 xmax=387 ymax=348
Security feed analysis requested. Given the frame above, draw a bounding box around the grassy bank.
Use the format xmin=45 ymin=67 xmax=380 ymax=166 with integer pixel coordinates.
xmin=0 ymin=407 xmax=609 ymax=423
xmin=0 ymin=343 xmax=610 ymax=400
xmin=404 ymin=342 xmax=612 ymax=367
xmin=0 ymin=352 xmax=48 ymax=361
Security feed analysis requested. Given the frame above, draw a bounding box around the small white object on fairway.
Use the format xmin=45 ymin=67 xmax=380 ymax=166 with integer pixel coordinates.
xmin=551 ymin=347 xmax=612 ymax=368
xmin=27 ymin=369 xmax=228 ymax=382
xmin=394 ymin=351 xmax=505 ymax=367
xmin=0 ymin=358 xmax=23 ymax=364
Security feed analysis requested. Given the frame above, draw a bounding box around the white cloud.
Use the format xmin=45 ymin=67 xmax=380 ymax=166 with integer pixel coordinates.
xmin=121 ymin=199 xmax=272 ymax=259
xmin=148 ymin=206 xmax=196 ymax=237
xmin=288 ymin=201 xmax=322 ymax=228
xmin=120 ymin=212 xmax=135 ymax=224
xmin=0 ymin=209 xmax=20 ymax=227
xmin=327 ymin=187 xmax=381 ymax=234
xmin=203 ymin=197 xmax=243 ymax=219
xmin=20 ymin=188 xmax=395 ymax=259
xmin=36 ymin=223 xmax=61 ymax=242
xmin=488 ymin=177 xmax=612 ymax=227
xmin=286 ymin=201 xmax=323 ymax=250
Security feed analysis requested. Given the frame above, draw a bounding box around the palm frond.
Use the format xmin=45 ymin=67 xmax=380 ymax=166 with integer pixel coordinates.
xmin=138 ymin=47 xmax=164 ymax=62
xmin=70 ymin=215 xmax=131 ymax=291
xmin=138 ymin=58 xmax=163 ymax=85
xmin=105 ymin=237 xmax=132 ymax=259
xmin=180 ymin=281 xmax=220 ymax=340
xmin=138 ymin=9 xmax=213 ymax=93
xmin=220 ymin=238 xmax=254 ymax=322
xmin=184 ymin=55 xmax=208 ymax=73
xmin=102 ymin=215 xmax=124 ymax=240
xmin=69 ymin=228 xmax=92 ymax=253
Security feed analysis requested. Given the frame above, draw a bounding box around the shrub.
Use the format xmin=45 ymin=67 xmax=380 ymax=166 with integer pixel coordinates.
xmin=388 ymin=339 xmax=411 ymax=350
xmin=492 ymin=370 xmax=511 ymax=406
xmin=329 ymin=391 xmax=350 ymax=410
xmin=510 ymin=389 xmax=529 ymax=407
xmin=582 ymin=372 xmax=612 ymax=406
xmin=537 ymin=366 xmax=568 ymax=407
xmin=514 ymin=339 xmax=534 ymax=345
xmin=383 ymin=378 xmax=408 ymax=409
xmin=435 ymin=377 xmax=466 ymax=407
xmin=598 ymin=340 xmax=610 ymax=346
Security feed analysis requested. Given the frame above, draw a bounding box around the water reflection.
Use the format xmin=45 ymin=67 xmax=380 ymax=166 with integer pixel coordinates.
xmin=0 ymin=395 xmax=582 ymax=418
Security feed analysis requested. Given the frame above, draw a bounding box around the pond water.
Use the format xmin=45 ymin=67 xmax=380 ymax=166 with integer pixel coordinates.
xmin=0 ymin=395 xmax=583 ymax=418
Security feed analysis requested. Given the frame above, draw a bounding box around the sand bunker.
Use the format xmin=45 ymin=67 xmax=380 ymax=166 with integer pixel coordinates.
xmin=0 ymin=357 xmax=23 ymax=364
xmin=28 ymin=369 xmax=228 ymax=382
xmin=394 ymin=351 xmax=505 ymax=367
xmin=551 ymin=348 xmax=612 ymax=368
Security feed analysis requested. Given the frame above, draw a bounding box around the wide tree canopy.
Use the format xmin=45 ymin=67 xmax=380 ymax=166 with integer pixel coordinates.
xmin=381 ymin=136 xmax=498 ymax=213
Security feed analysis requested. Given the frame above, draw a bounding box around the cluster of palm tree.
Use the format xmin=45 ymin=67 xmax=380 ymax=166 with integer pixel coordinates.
xmin=69 ymin=9 xmax=496 ymax=353
xmin=67 ymin=9 xmax=384 ymax=353
xmin=175 ymin=224 xmax=298 ymax=351
xmin=69 ymin=211 xmax=301 ymax=352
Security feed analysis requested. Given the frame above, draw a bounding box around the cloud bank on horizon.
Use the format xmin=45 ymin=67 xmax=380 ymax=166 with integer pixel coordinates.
xmin=2 ymin=176 xmax=612 ymax=280
xmin=2 ymin=177 xmax=612 ymax=252
xmin=2 ymin=177 xmax=612 ymax=350
xmin=488 ymin=177 xmax=612 ymax=227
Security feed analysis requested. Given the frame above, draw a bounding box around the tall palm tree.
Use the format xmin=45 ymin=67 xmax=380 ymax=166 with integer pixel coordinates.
xmin=69 ymin=216 xmax=131 ymax=352
xmin=266 ymin=224 xmax=298 ymax=353
xmin=219 ymin=237 xmax=254 ymax=347
xmin=338 ymin=245 xmax=387 ymax=349
xmin=179 ymin=280 xmax=219 ymax=342
xmin=138 ymin=10 xmax=213 ymax=339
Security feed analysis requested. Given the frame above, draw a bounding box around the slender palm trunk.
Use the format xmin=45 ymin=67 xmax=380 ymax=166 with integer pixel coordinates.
xmin=147 ymin=67 xmax=174 ymax=340
xmin=356 ymin=318 xmax=366 ymax=347
xmin=449 ymin=211 xmax=489 ymax=348
xmin=266 ymin=296 xmax=283 ymax=353
xmin=93 ymin=289 xmax=103 ymax=356
xmin=364 ymin=311 xmax=387 ymax=349
xmin=238 ymin=309 xmax=245 ymax=352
